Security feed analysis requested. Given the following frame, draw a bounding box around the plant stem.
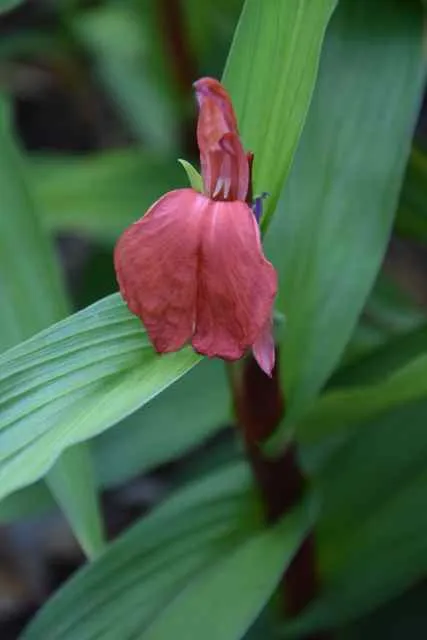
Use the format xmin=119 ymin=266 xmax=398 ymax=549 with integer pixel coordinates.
xmin=231 ymin=352 xmax=321 ymax=631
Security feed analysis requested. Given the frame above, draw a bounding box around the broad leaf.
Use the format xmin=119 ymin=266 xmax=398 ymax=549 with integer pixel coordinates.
xmin=0 ymin=359 xmax=230 ymax=522
xmin=0 ymin=293 xmax=201 ymax=501
xmin=329 ymin=323 xmax=427 ymax=389
xmin=265 ymin=0 xmax=425 ymax=432
xmin=299 ymin=352 xmax=427 ymax=445
xmin=47 ymin=446 xmax=105 ymax=558
xmin=0 ymin=0 xmax=23 ymax=14
xmin=75 ymin=5 xmax=178 ymax=151
xmin=223 ymin=0 xmax=337 ymax=227
xmin=23 ymin=463 xmax=312 ymax=640
xmin=0 ymin=98 xmax=104 ymax=555
xmin=22 ymin=464 xmax=256 ymax=639
xmin=283 ymin=399 xmax=427 ymax=635
xmin=143 ymin=509 xmax=310 ymax=640
xmin=95 ymin=358 xmax=230 ymax=488
xmin=0 ymin=482 xmax=53 ymax=523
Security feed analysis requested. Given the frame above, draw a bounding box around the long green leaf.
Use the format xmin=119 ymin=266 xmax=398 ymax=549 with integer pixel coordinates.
xmin=95 ymin=358 xmax=229 ymax=488
xmin=0 ymin=99 xmax=104 ymax=555
xmin=299 ymin=352 xmax=427 ymax=445
xmin=22 ymin=464 xmax=256 ymax=640
xmin=0 ymin=102 xmax=67 ymax=351
xmin=265 ymin=0 xmax=425 ymax=433
xmin=75 ymin=5 xmax=178 ymax=151
xmin=283 ymin=400 xmax=427 ymax=635
xmin=47 ymin=446 xmax=105 ymax=558
xmin=23 ymin=461 xmax=313 ymax=640
xmin=329 ymin=323 xmax=427 ymax=389
xmin=0 ymin=482 xmax=53 ymax=523
xmin=223 ymin=0 xmax=337 ymax=227
xmin=0 ymin=293 xmax=201 ymax=502
xmin=0 ymin=0 xmax=23 ymax=14
xmin=142 ymin=508 xmax=309 ymax=640
xmin=0 ymin=359 xmax=229 ymax=523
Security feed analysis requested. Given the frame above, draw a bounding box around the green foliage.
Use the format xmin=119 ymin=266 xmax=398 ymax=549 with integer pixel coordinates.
xmin=0 ymin=294 xmax=201 ymax=501
xmin=266 ymin=0 xmax=425 ymax=433
xmin=0 ymin=98 xmax=104 ymax=555
xmin=94 ymin=358 xmax=229 ymax=488
xmin=23 ymin=463 xmax=312 ymax=640
xmin=223 ymin=0 xmax=337 ymax=228
xmin=284 ymin=400 xmax=427 ymax=635
xmin=178 ymin=158 xmax=203 ymax=193
xmin=0 ymin=0 xmax=23 ymax=14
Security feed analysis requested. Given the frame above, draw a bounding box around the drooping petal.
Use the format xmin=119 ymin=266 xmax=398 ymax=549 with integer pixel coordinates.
xmin=252 ymin=319 xmax=276 ymax=377
xmin=192 ymin=200 xmax=277 ymax=360
xmin=114 ymin=188 xmax=205 ymax=353
xmin=194 ymin=78 xmax=249 ymax=202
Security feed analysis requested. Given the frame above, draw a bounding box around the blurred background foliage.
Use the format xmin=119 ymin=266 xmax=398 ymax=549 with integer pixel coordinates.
xmin=0 ymin=0 xmax=427 ymax=639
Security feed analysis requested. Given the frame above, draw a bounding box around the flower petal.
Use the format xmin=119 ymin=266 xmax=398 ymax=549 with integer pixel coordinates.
xmin=192 ymin=200 xmax=277 ymax=360
xmin=252 ymin=319 xmax=276 ymax=377
xmin=114 ymin=188 xmax=204 ymax=352
xmin=194 ymin=78 xmax=249 ymax=202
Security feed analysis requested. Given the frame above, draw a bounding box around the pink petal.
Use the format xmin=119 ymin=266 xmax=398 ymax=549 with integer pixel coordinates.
xmin=252 ymin=319 xmax=276 ymax=377
xmin=114 ymin=188 xmax=205 ymax=353
xmin=194 ymin=78 xmax=249 ymax=202
xmin=192 ymin=200 xmax=277 ymax=360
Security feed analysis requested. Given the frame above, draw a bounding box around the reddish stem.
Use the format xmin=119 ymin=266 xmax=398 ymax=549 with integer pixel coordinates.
xmin=232 ymin=352 xmax=320 ymax=629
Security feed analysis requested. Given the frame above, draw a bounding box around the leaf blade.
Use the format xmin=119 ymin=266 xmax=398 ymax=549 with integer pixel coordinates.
xmin=0 ymin=294 xmax=201 ymax=502
xmin=265 ymin=0 xmax=426 ymax=430
xmin=223 ymin=0 xmax=337 ymax=226
xmin=0 ymin=98 xmax=104 ymax=555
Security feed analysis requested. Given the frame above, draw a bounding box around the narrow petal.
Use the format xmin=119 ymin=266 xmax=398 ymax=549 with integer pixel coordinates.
xmin=194 ymin=78 xmax=249 ymax=201
xmin=192 ymin=200 xmax=277 ymax=360
xmin=114 ymin=189 xmax=205 ymax=353
xmin=252 ymin=320 xmax=276 ymax=377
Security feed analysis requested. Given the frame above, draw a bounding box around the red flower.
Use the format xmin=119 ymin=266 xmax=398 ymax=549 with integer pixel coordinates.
xmin=114 ymin=77 xmax=277 ymax=375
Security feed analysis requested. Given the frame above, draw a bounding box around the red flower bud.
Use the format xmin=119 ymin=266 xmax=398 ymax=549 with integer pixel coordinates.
xmin=114 ymin=78 xmax=277 ymax=375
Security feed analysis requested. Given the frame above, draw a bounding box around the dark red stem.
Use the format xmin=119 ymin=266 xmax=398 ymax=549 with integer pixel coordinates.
xmin=232 ymin=352 xmax=321 ymax=632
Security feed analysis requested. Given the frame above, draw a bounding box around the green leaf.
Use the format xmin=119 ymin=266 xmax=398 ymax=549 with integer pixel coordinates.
xmin=265 ymin=0 xmax=426 ymax=432
xmin=0 ymin=98 xmax=104 ymax=555
xmin=22 ymin=463 xmax=256 ymax=640
xmin=0 ymin=102 xmax=67 ymax=351
xmin=329 ymin=323 xmax=427 ymax=389
xmin=30 ymin=150 xmax=182 ymax=241
xmin=0 ymin=482 xmax=54 ymax=523
xmin=177 ymin=158 xmax=203 ymax=193
xmin=0 ymin=359 xmax=230 ymax=522
xmin=299 ymin=352 xmax=427 ymax=446
xmin=0 ymin=0 xmax=23 ymax=14
xmin=142 ymin=508 xmax=310 ymax=640
xmin=0 ymin=293 xmax=201 ymax=502
xmin=75 ymin=5 xmax=178 ymax=152
xmin=95 ymin=358 xmax=229 ymax=488
xmin=223 ymin=0 xmax=337 ymax=227
xmin=23 ymin=462 xmax=313 ymax=640
xmin=287 ymin=470 xmax=427 ymax=636
xmin=47 ymin=445 xmax=105 ymax=558
xmin=283 ymin=400 xmax=427 ymax=635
